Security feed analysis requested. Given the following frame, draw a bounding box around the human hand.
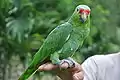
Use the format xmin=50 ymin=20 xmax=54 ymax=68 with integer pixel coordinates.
xmin=38 ymin=62 xmax=84 ymax=80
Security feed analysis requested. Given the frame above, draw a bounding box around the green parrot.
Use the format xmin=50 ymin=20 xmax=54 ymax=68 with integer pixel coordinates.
xmin=18 ymin=5 xmax=91 ymax=80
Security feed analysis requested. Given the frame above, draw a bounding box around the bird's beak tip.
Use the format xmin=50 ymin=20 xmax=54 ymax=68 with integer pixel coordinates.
xmin=80 ymin=13 xmax=87 ymax=22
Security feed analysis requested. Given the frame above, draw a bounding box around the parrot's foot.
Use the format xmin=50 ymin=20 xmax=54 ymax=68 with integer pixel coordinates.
xmin=59 ymin=57 xmax=76 ymax=68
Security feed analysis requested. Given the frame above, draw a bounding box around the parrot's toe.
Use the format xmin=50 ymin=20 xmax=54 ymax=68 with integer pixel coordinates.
xmin=59 ymin=57 xmax=76 ymax=68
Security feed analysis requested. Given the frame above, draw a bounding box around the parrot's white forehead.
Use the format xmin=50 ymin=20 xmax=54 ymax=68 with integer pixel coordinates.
xmin=76 ymin=5 xmax=91 ymax=11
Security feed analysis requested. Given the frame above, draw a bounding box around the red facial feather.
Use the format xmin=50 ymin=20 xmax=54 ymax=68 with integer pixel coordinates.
xmin=85 ymin=10 xmax=90 ymax=15
xmin=79 ymin=9 xmax=90 ymax=15
xmin=79 ymin=9 xmax=84 ymax=13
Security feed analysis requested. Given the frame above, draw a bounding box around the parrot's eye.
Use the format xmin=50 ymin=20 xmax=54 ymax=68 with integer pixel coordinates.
xmin=77 ymin=8 xmax=79 ymax=11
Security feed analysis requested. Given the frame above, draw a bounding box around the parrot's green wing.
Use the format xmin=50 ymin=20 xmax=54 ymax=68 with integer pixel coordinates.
xmin=18 ymin=22 xmax=73 ymax=80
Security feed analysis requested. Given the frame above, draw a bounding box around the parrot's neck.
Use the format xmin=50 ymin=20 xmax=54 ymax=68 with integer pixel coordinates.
xmin=68 ymin=13 xmax=90 ymax=29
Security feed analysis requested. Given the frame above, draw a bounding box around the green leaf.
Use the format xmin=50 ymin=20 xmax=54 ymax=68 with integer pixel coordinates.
xmin=6 ymin=17 xmax=34 ymax=43
xmin=12 ymin=0 xmax=32 ymax=9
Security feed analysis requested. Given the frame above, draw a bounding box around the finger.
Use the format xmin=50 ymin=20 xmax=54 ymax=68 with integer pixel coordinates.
xmin=38 ymin=63 xmax=58 ymax=71
xmin=73 ymin=72 xmax=84 ymax=80
xmin=69 ymin=64 xmax=83 ymax=73
xmin=38 ymin=64 xmax=47 ymax=71
xmin=59 ymin=62 xmax=69 ymax=69
xmin=44 ymin=63 xmax=58 ymax=70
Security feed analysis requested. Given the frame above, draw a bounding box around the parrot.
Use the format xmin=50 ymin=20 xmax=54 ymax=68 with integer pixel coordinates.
xmin=18 ymin=5 xmax=91 ymax=80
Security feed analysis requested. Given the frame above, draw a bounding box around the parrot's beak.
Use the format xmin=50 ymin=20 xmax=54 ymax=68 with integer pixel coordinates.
xmin=80 ymin=12 xmax=87 ymax=23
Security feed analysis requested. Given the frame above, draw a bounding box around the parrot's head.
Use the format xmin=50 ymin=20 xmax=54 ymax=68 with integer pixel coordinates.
xmin=74 ymin=5 xmax=91 ymax=23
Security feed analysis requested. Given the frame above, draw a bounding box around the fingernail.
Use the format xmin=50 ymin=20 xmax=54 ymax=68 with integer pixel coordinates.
xmin=60 ymin=63 xmax=68 ymax=69
xmin=38 ymin=65 xmax=44 ymax=71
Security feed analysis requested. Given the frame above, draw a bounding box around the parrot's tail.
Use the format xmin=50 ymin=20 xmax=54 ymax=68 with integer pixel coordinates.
xmin=18 ymin=64 xmax=38 ymax=80
xmin=18 ymin=58 xmax=49 ymax=80
xmin=18 ymin=46 xmax=50 ymax=80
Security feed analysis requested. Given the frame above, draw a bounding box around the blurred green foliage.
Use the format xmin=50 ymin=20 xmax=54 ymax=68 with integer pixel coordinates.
xmin=0 ymin=0 xmax=120 ymax=79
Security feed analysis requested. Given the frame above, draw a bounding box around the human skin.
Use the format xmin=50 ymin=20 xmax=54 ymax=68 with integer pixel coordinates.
xmin=38 ymin=62 xmax=84 ymax=80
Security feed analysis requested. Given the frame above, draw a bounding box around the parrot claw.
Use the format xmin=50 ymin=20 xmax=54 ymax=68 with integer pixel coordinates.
xmin=59 ymin=57 xmax=76 ymax=68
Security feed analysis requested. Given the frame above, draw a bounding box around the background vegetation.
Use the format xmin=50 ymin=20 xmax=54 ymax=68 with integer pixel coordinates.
xmin=0 ymin=0 xmax=120 ymax=80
